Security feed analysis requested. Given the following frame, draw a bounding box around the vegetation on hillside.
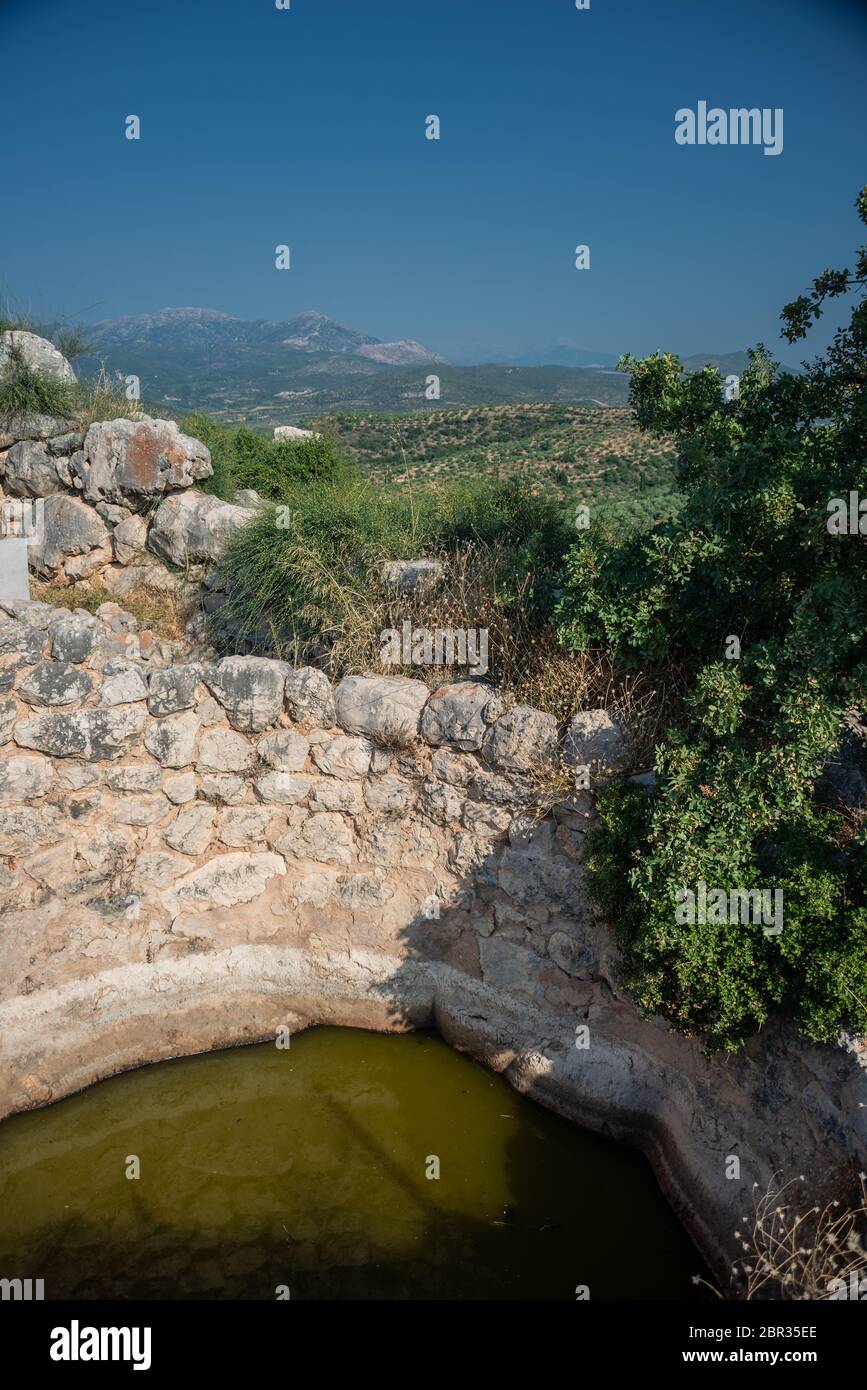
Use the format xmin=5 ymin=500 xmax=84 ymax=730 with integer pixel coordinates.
xmin=316 ymin=403 xmax=681 ymax=527
xmin=558 ymin=189 xmax=867 ymax=1050
xmin=180 ymin=414 xmax=349 ymax=501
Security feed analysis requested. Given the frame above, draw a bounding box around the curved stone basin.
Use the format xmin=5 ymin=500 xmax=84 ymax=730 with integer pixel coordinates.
xmin=0 ymin=1026 xmax=707 ymax=1301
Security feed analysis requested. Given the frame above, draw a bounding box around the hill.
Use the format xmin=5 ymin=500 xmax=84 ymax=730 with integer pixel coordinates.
xmin=314 ymin=402 xmax=680 ymax=525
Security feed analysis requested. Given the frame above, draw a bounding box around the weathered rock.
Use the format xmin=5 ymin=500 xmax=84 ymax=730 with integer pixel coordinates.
xmin=0 ymin=697 xmax=17 ymax=743
xmin=95 ymin=601 xmax=138 ymax=633
xmin=147 ymin=490 xmax=248 ymax=565
xmin=309 ymin=779 xmax=363 ymax=814
xmin=161 ymin=851 xmax=285 ymax=915
xmin=204 ymin=656 xmax=288 ymax=733
xmin=147 ymin=665 xmax=201 ymax=716
xmin=284 ymin=666 xmax=336 ymax=726
xmin=112 ymin=513 xmax=149 ymax=565
xmin=27 ymin=494 xmax=110 ymax=579
xmin=334 ymin=674 xmax=427 ymax=746
xmin=0 ymin=413 xmax=76 ymax=448
xmin=48 ymin=431 xmax=85 ymax=457
xmin=420 ymin=682 xmax=500 ymax=751
xmin=277 ymin=811 xmax=354 ymax=866
xmin=164 ymin=804 xmax=215 ymax=856
xmin=0 ymin=619 xmax=45 ymax=664
xmin=462 ymin=799 xmax=512 ymax=837
xmin=111 ymin=793 xmax=169 ymax=827
xmin=363 ymin=775 xmax=416 ymax=814
xmin=0 ymin=331 xmax=76 ymax=382
xmin=0 ymin=803 xmax=62 ymax=853
xmin=76 ymin=418 xmax=212 ymax=505
xmin=101 ymin=559 xmax=178 ymax=600
xmin=380 ymin=558 xmax=443 ymax=593
xmin=14 ymin=704 xmax=145 ymax=760
xmin=218 ymin=806 xmax=275 ymax=848
xmin=2 ymin=440 xmax=70 ymax=496
xmin=162 ymin=770 xmax=197 ymax=804
xmin=49 ymin=613 xmax=97 ymax=663
xmin=482 ymin=705 xmax=559 ymax=773
xmin=105 ymin=764 xmax=162 ymax=793
xmin=430 ymin=747 xmax=473 ymax=786
xmin=55 ymin=760 xmax=99 ymax=790
xmin=85 ymin=705 xmax=147 ymax=760
xmin=19 ymin=660 xmax=92 ymax=707
xmin=422 ymin=779 xmax=465 ymax=824
xmin=232 ymin=488 xmax=266 ymax=510
xmin=199 ymin=773 xmax=246 ymax=804
xmin=0 ymin=754 xmax=54 ymax=801
xmin=0 ymin=599 xmax=59 ymax=628
xmin=197 ymin=725 xmax=256 ymax=774
xmin=256 ymin=728 xmax=308 ymax=772
xmin=547 ymin=929 xmax=591 ymax=977
xmin=253 ymin=770 xmax=311 ymax=804
xmin=479 ymin=936 xmax=544 ymax=999
xmin=312 ymin=734 xmax=372 ymax=780
xmin=144 ymin=709 xmax=200 ymax=768
xmin=99 ymin=657 xmax=149 ymax=706
xmin=563 ymin=708 xmax=628 ymax=779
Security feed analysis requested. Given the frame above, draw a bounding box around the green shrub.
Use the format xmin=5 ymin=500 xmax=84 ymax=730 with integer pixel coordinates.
xmin=181 ymin=415 xmax=350 ymax=501
xmin=558 ymin=188 xmax=867 ymax=1050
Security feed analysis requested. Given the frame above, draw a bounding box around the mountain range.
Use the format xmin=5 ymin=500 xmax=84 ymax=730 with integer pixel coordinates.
xmin=80 ymin=307 xmax=788 ymax=425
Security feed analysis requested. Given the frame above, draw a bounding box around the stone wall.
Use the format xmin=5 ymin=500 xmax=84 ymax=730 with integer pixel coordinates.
xmin=0 ymin=594 xmax=865 ymax=1289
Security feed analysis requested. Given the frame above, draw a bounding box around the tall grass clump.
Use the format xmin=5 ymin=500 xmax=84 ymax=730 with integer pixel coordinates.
xmin=0 ymin=342 xmax=78 ymax=420
xmin=212 ymin=473 xmax=590 ymax=706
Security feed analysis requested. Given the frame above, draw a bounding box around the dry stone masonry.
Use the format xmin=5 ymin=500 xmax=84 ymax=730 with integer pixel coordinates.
xmin=0 ymin=596 xmax=864 ymax=1288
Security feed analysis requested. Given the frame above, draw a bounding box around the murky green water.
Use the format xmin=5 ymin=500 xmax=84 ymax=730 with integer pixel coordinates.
xmin=0 ymin=1028 xmax=706 ymax=1300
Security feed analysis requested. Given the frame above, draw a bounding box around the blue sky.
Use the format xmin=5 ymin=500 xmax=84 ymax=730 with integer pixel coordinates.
xmin=1 ymin=0 xmax=865 ymax=362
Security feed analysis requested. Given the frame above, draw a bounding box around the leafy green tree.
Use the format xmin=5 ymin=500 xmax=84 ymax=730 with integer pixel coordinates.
xmin=557 ymin=189 xmax=867 ymax=1050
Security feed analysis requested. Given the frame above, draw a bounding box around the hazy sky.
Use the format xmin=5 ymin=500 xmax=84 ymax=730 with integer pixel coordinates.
xmin=1 ymin=0 xmax=865 ymax=362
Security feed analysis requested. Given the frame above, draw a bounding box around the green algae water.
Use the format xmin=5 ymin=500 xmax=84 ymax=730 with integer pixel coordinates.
xmin=0 ymin=1028 xmax=706 ymax=1300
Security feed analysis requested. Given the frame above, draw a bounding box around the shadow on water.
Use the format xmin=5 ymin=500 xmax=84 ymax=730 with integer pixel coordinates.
xmin=0 ymin=1025 xmax=709 ymax=1300
xmin=0 ymin=782 xmax=716 ymax=1300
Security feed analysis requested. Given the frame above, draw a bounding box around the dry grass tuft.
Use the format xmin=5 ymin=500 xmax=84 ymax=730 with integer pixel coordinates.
xmin=697 ymin=1171 xmax=867 ymax=1300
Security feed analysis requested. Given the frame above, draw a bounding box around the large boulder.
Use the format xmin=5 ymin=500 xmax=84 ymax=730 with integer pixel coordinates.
xmin=334 ymin=674 xmax=428 ymax=746
xmin=420 ymin=681 xmax=502 ymax=751
xmin=27 ymin=494 xmax=110 ymax=580
xmin=2 ymin=440 xmax=72 ymax=496
xmin=204 ymin=655 xmax=288 ymax=733
xmin=482 ymin=705 xmax=559 ymax=772
xmin=0 ymin=331 xmax=75 ymax=382
xmin=284 ymin=666 xmax=336 ymax=727
xmin=147 ymin=489 xmax=248 ymax=565
xmin=74 ymin=418 xmax=212 ymax=505
xmin=0 ymin=414 xmax=78 ymax=449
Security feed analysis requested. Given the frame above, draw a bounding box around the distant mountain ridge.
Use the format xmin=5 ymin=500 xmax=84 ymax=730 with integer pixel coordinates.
xmin=80 ymin=307 xmax=796 ymax=425
xmin=89 ymin=307 xmax=448 ymax=366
